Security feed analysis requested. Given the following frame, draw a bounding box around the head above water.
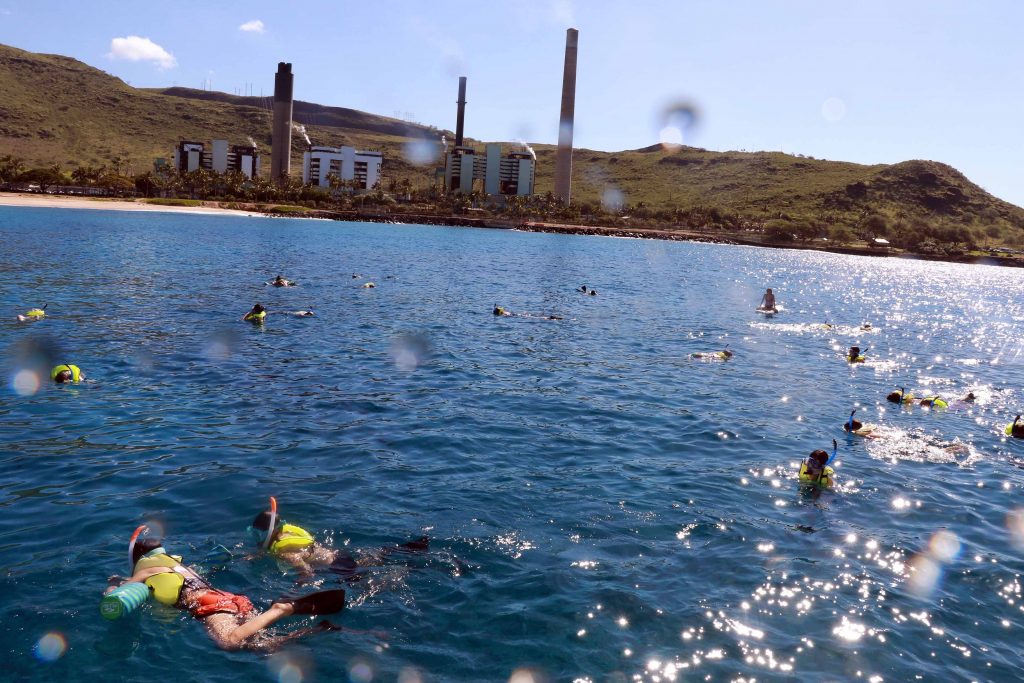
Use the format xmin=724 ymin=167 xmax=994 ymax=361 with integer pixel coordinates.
xmin=807 ymin=449 xmax=829 ymax=468
xmin=843 ymin=419 xmax=864 ymax=432
xmin=252 ymin=303 xmax=266 ymax=313
xmin=849 ymin=346 xmax=861 ymax=358
xmin=131 ymin=536 xmax=162 ymax=567
xmin=1012 ymin=416 xmax=1024 ymax=438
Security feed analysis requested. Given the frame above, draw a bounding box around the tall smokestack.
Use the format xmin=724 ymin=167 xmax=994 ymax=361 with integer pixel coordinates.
xmin=271 ymin=62 xmax=294 ymax=183
xmin=554 ymin=28 xmax=578 ymax=206
xmin=455 ymin=76 xmax=467 ymax=147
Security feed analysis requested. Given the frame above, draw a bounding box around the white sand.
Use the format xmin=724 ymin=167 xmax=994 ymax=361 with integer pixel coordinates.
xmin=0 ymin=192 xmax=263 ymax=216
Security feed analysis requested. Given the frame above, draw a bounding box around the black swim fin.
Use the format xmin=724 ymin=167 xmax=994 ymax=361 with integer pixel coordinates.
xmin=290 ymin=589 xmax=346 ymax=615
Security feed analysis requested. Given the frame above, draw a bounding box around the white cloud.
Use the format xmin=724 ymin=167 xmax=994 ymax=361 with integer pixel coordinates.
xmin=107 ymin=36 xmax=176 ymax=69
xmin=239 ymin=19 xmax=265 ymax=34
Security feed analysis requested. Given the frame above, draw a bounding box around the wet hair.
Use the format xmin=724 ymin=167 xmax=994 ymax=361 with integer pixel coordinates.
xmin=589 ymin=290 xmax=597 ymax=295
xmin=253 ymin=303 xmax=266 ymax=313
xmin=1012 ymin=421 xmax=1024 ymax=438
xmin=886 ymin=391 xmax=902 ymax=403
xmin=808 ymin=450 xmax=829 ymax=467
xmin=131 ymin=537 xmax=162 ymax=566
xmin=849 ymin=346 xmax=861 ymax=355
xmin=493 ymin=306 xmax=504 ymax=316
xmin=721 ymin=350 xmax=734 ymax=358
xmin=843 ymin=419 xmax=864 ymax=432
xmin=251 ymin=510 xmax=273 ymax=532
xmin=54 ymin=369 xmax=73 ymax=383
xmin=964 ymin=392 xmax=976 ymax=402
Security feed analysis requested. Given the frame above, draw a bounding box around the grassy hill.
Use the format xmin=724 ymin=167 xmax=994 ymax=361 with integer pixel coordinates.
xmin=2 ymin=42 xmax=1023 ymax=246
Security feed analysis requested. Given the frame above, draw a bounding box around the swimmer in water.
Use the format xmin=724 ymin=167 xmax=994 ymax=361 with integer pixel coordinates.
xmin=886 ymin=387 xmax=915 ymax=404
xmin=243 ymin=303 xmax=267 ymax=323
xmin=578 ymin=285 xmax=588 ymax=293
xmin=1008 ymin=415 xmax=1024 ymax=439
xmin=842 ymin=410 xmax=876 ymax=437
xmin=861 ymin=322 xmax=873 ymax=330
xmin=847 ymin=346 xmax=865 ymax=363
xmin=798 ymin=439 xmax=837 ymax=488
xmin=588 ymin=289 xmax=597 ymax=296
xmin=918 ymin=395 xmax=949 ymax=409
xmin=692 ymin=347 xmax=733 ymax=361
xmin=17 ymin=304 xmax=47 ymax=322
xmin=51 ymin=364 xmax=83 ymax=384
xmin=248 ymin=497 xmax=429 ymax=581
xmin=758 ymin=288 xmax=777 ymax=312
xmin=493 ymin=305 xmax=512 ymax=317
xmin=361 ymin=282 xmax=375 ymax=289
xmin=288 ymin=310 xmax=315 ymax=317
xmin=269 ymin=275 xmax=295 ymax=287
xmin=105 ymin=531 xmax=347 ymax=651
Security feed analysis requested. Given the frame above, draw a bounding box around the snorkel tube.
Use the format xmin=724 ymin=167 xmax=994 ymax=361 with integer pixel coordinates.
xmin=818 ymin=439 xmax=838 ymax=485
xmin=847 ymin=409 xmax=856 ymax=432
xmin=262 ymin=496 xmax=278 ymax=549
xmin=128 ymin=524 xmax=148 ymax=573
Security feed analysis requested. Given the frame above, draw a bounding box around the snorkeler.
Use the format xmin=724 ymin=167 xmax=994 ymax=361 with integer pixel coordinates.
xmin=248 ymin=497 xmax=428 ymax=580
xmin=798 ymin=439 xmax=838 ymax=488
xmin=692 ymin=347 xmax=733 ymax=361
xmin=361 ymin=282 xmax=376 ymax=289
xmin=243 ymin=303 xmax=267 ymax=323
xmin=104 ymin=529 xmax=346 ymax=651
xmin=288 ymin=310 xmax=315 ymax=317
xmin=847 ymin=346 xmax=865 ymax=363
xmin=17 ymin=304 xmax=47 ymax=322
xmin=1006 ymin=415 xmax=1024 ymax=439
xmin=578 ymin=285 xmax=588 ymax=293
xmin=918 ymin=395 xmax=949 ymax=409
xmin=268 ymin=275 xmax=296 ymax=287
xmin=51 ymin=364 xmax=83 ymax=384
xmin=842 ymin=409 xmax=876 ymax=437
xmin=758 ymin=288 xmax=777 ymax=312
xmin=886 ymin=387 xmax=915 ymax=404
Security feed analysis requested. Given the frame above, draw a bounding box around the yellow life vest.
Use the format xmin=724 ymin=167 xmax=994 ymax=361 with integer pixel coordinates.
xmin=1007 ymin=422 xmax=1023 ymax=438
xmin=134 ymin=549 xmax=185 ymax=606
xmin=50 ymin=364 xmax=82 ymax=383
xmin=922 ymin=396 xmax=948 ymax=408
xmin=270 ymin=523 xmax=315 ymax=554
xmin=24 ymin=308 xmax=46 ymax=318
xmin=847 ymin=355 xmax=865 ymax=363
xmin=244 ymin=310 xmax=267 ymax=322
xmin=798 ymin=463 xmax=835 ymax=488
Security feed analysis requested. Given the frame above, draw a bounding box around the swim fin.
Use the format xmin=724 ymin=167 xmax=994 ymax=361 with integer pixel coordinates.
xmin=289 ymin=589 xmax=346 ymax=615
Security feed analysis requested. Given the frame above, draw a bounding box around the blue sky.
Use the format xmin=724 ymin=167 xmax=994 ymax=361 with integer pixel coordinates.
xmin=2 ymin=1 xmax=1022 ymax=206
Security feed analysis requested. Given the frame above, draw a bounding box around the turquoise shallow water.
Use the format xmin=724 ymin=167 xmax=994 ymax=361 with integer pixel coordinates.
xmin=1 ymin=205 xmax=1023 ymax=682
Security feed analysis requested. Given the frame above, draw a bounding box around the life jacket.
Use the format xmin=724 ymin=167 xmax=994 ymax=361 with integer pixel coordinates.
xmin=244 ymin=310 xmax=267 ymax=322
xmin=847 ymin=355 xmax=865 ymax=363
xmin=270 ymin=523 xmax=315 ymax=554
xmin=798 ymin=463 xmax=835 ymax=488
xmin=24 ymin=308 xmax=46 ymax=318
xmin=133 ymin=548 xmax=185 ymax=606
xmin=50 ymin=364 xmax=82 ymax=383
xmin=921 ymin=396 xmax=948 ymax=408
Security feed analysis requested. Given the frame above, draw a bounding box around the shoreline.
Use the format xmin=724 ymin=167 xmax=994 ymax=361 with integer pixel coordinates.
xmin=3 ymin=191 xmax=1021 ymax=268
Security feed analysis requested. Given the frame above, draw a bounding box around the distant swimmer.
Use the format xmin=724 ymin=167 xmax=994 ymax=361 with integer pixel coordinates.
xmin=351 ymin=273 xmax=362 ymax=279
xmin=578 ymin=285 xmax=588 ymax=293
xmin=842 ymin=409 xmax=876 ymax=437
xmin=589 ymin=289 xmax=597 ymax=296
xmin=493 ymin=305 xmax=561 ymax=320
xmin=1007 ymin=415 xmax=1024 ymax=439
xmin=886 ymin=387 xmax=915 ymax=404
xmin=268 ymin=275 xmax=296 ymax=287
xmin=243 ymin=303 xmax=267 ymax=323
xmin=847 ymin=346 xmax=865 ymax=363
xmin=918 ymin=395 xmax=948 ymax=409
xmin=758 ymin=288 xmax=777 ymax=312
xmin=493 ymin=305 xmax=512 ymax=317
xmin=361 ymin=282 xmax=375 ymax=289
xmin=104 ymin=528 xmax=346 ymax=651
xmin=249 ymin=497 xmax=429 ymax=581
xmin=288 ymin=310 xmax=315 ymax=317
xmin=861 ymin=322 xmax=873 ymax=330
xmin=51 ymin=364 xmax=83 ymax=384
xmin=17 ymin=304 xmax=47 ymax=322
xmin=692 ymin=347 xmax=733 ymax=361
xmin=799 ymin=439 xmax=837 ymax=488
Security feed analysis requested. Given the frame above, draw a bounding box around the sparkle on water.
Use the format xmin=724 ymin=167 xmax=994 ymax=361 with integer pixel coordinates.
xmin=1 ymin=207 xmax=1023 ymax=681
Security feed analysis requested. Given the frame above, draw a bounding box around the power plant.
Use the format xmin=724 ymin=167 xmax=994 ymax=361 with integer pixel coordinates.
xmin=443 ymin=76 xmax=536 ymax=197
xmin=554 ymin=28 xmax=579 ymax=206
xmin=271 ymin=62 xmax=294 ymax=183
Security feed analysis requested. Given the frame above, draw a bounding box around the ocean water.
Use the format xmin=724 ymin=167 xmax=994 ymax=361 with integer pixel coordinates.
xmin=1 ymin=205 xmax=1023 ymax=682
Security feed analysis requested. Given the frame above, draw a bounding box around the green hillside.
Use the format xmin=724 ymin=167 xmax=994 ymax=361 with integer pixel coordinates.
xmin=2 ymin=42 xmax=1024 ymax=248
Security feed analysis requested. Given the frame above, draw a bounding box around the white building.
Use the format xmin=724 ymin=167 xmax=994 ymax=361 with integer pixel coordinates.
xmin=302 ymin=146 xmax=383 ymax=190
xmin=444 ymin=143 xmax=535 ymax=196
xmin=172 ymin=140 xmax=260 ymax=178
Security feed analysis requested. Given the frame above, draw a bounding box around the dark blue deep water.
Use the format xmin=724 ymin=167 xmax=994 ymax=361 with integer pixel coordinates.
xmin=1 ymin=205 xmax=1023 ymax=682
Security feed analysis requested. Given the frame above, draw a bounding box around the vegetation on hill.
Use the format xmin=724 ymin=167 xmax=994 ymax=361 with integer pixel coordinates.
xmin=2 ymin=42 xmax=1024 ymax=256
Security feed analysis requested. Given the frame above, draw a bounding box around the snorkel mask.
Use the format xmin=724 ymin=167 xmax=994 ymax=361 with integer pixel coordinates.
xmin=248 ymin=496 xmax=278 ymax=549
xmin=128 ymin=524 xmax=148 ymax=573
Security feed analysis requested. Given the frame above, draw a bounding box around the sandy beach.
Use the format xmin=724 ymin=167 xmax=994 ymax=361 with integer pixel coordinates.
xmin=0 ymin=192 xmax=262 ymax=216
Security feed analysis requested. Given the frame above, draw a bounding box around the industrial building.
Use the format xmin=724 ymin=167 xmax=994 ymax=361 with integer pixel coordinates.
xmin=444 ymin=143 xmax=535 ymax=196
xmin=172 ymin=140 xmax=260 ymax=178
xmin=302 ymin=146 xmax=383 ymax=190
xmin=442 ymin=76 xmax=536 ymax=196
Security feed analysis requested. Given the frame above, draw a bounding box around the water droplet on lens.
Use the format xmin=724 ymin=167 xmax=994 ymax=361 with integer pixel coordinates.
xmin=34 ymin=633 xmax=66 ymax=662
xmin=403 ymin=138 xmax=441 ymax=166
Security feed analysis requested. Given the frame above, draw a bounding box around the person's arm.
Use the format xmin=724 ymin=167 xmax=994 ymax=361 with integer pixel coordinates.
xmin=104 ymin=566 xmax=172 ymax=594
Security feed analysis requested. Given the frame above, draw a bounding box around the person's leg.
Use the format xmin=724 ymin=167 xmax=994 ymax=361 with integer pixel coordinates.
xmin=222 ymin=602 xmax=296 ymax=648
